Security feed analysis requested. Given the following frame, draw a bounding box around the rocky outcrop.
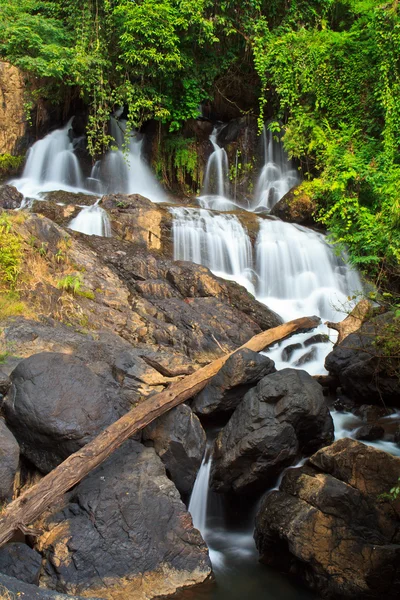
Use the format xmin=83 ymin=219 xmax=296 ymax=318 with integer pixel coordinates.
xmin=0 ymin=543 xmax=42 ymax=584
xmin=0 ymin=574 xmax=102 ymax=600
xmin=37 ymin=440 xmax=212 ymax=599
xmin=143 ymin=403 xmax=206 ymax=496
xmin=191 ymin=348 xmax=276 ymax=418
xmin=0 ymin=418 xmax=19 ymax=500
xmin=325 ymin=313 xmax=400 ymax=406
xmin=0 ymin=62 xmax=27 ymax=156
xmin=210 ymin=369 xmax=334 ymax=495
xmin=0 ymin=184 xmax=23 ymax=209
xmin=4 ymin=352 xmax=118 ymax=473
xmin=270 ymin=184 xmax=317 ymax=226
xmin=254 ymin=438 xmax=400 ymax=599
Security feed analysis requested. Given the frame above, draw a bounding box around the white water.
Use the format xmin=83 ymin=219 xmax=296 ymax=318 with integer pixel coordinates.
xmin=68 ymin=200 xmax=111 ymax=237
xmin=11 ymin=116 xmax=166 ymax=204
xmin=253 ymin=126 xmax=299 ymax=212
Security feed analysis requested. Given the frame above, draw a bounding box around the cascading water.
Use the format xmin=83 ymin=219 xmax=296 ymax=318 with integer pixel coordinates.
xmin=68 ymin=200 xmax=111 ymax=237
xmin=253 ymin=125 xmax=299 ymax=212
xmin=11 ymin=115 xmax=166 ymax=204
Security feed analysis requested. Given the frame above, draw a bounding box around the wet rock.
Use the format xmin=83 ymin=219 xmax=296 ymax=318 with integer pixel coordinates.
xmin=353 ymin=404 xmax=392 ymax=423
xmin=304 ymin=334 xmax=329 ymax=347
xmin=4 ymin=352 xmax=118 ymax=473
xmin=0 ymin=184 xmax=23 ymax=209
xmin=0 ymin=543 xmax=42 ymax=584
xmin=38 ymin=440 xmax=212 ymax=600
xmin=254 ymin=438 xmax=400 ymax=599
xmin=294 ymin=346 xmax=317 ymax=367
xmin=210 ymin=369 xmax=334 ymax=495
xmin=270 ymin=184 xmax=317 ymax=227
xmin=0 ymin=418 xmax=19 ymax=501
xmin=43 ymin=191 xmax=97 ymax=206
xmin=281 ymin=343 xmax=302 ymax=362
xmin=143 ymin=404 xmax=206 ymax=495
xmin=31 ymin=199 xmax=81 ymax=226
xmin=325 ymin=313 xmax=400 ymax=406
xmin=355 ymin=424 xmax=385 ymax=441
xmin=192 ymin=348 xmax=276 ymax=417
xmin=0 ymin=574 xmax=102 ymax=599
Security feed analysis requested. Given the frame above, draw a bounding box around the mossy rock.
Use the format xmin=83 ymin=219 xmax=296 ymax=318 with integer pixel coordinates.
xmin=270 ymin=184 xmax=318 ymax=227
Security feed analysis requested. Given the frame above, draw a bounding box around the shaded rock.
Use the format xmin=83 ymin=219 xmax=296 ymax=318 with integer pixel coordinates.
xmin=192 ymin=348 xmax=276 ymax=417
xmin=270 ymin=184 xmax=317 ymax=226
xmin=0 ymin=418 xmax=19 ymax=501
xmin=0 ymin=573 xmax=101 ymax=599
xmin=43 ymin=191 xmax=97 ymax=207
xmin=0 ymin=543 xmax=41 ymax=584
xmin=183 ymin=118 xmax=214 ymax=141
xmin=325 ymin=313 xmax=400 ymax=406
xmin=31 ymin=199 xmax=81 ymax=226
xmin=37 ymin=440 xmax=212 ymax=600
xmin=4 ymin=352 xmax=118 ymax=473
xmin=0 ymin=184 xmax=23 ymax=209
xmin=355 ymin=424 xmax=385 ymax=441
xmin=294 ymin=346 xmax=317 ymax=367
xmin=210 ymin=369 xmax=334 ymax=495
xmin=281 ymin=343 xmax=301 ymax=362
xmin=143 ymin=404 xmax=206 ymax=495
xmin=304 ymin=334 xmax=329 ymax=347
xmin=0 ymin=369 xmax=11 ymax=396
xmin=255 ymin=438 xmax=400 ymax=599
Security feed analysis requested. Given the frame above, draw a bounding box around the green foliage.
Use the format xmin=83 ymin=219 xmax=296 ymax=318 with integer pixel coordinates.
xmin=56 ymin=274 xmax=94 ymax=299
xmin=0 ymin=154 xmax=24 ymax=176
xmin=154 ymin=134 xmax=201 ymax=194
xmin=0 ymin=215 xmax=23 ymax=290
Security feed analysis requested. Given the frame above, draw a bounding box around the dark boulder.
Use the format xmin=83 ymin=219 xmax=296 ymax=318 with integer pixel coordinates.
xmin=281 ymin=343 xmax=301 ymax=361
xmin=0 ymin=418 xmax=19 ymax=501
xmin=0 ymin=184 xmax=23 ymax=209
xmin=0 ymin=543 xmax=41 ymax=584
xmin=354 ymin=424 xmax=385 ymax=441
xmin=38 ymin=440 xmax=212 ymax=599
xmin=0 ymin=573 xmax=101 ymax=599
xmin=255 ymin=438 xmax=400 ymax=599
xmin=210 ymin=369 xmax=334 ymax=494
xmin=0 ymin=370 xmax=11 ymax=396
xmin=270 ymin=184 xmax=317 ymax=227
xmin=143 ymin=403 xmax=206 ymax=495
xmin=192 ymin=348 xmax=276 ymax=418
xmin=325 ymin=313 xmax=400 ymax=406
xmin=4 ymin=352 xmax=118 ymax=473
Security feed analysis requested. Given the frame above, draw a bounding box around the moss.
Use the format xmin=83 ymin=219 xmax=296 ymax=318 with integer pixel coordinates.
xmin=0 ymin=153 xmax=24 ymax=177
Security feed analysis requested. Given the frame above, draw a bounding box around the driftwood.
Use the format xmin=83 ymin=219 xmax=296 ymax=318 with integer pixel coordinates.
xmin=326 ymin=299 xmax=372 ymax=346
xmin=0 ymin=315 xmax=320 ymax=547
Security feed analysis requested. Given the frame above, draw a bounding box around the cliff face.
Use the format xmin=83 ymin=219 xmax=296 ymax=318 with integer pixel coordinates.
xmin=0 ymin=61 xmax=27 ymax=156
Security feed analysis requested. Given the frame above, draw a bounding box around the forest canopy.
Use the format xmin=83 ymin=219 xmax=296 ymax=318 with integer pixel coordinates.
xmin=0 ymin=0 xmax=399 ymax=285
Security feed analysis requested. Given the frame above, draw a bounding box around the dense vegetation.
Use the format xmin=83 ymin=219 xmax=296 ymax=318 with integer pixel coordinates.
xmin=0 ymin=0 xmax=399 ymax=287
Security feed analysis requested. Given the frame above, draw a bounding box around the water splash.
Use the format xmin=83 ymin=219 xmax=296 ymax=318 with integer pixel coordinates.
xmin=68 ymin=200 xmax=111 ymax=237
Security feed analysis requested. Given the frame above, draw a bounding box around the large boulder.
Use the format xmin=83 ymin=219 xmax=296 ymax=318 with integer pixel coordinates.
xmin=192 ymin=348 xmax=276 ymax=418
xmin=0 ymin=574 xmax=102 ymax=599
xmin=0 ymin=543 xmax=42 ymax=584
xmin=325 ymin=313 xmax=400 ymax=406
xmin=0 ymin=418 xmax=19 ymax=501
xmin=37 ymin=440 xmax=212 ymax=599
xmin=270 ymin=184 xmax=317 ymax=227
xmin=0 ymin=184 xmax=23 ymax=209
xmin=254 ymin=438 xmax=400 ymax=599
xmin=143 ymin=403 xmax=206 ymax=496
xmin=210 ymin=369 xmax=334 ymax=495
xmin=4 ymin=352 xmax=118 ymax=473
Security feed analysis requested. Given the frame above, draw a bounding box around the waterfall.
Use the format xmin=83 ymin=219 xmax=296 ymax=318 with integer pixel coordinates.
xmin=188 ymin=448 xmax=212 ymax=532
xmin=68 ymin=201 xmax=111 ymax=237
xmin=253 ymin=126 xmax=299 ymax=212
xmin=11 ymin=116 xmax=166 ymax=204
xmin=171 ymin=207 xmax=254 ymax=294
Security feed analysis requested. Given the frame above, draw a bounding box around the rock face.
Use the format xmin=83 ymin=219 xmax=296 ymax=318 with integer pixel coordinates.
xmin=0 ymin=574 xmax=102 ymax=600
xmin=325 ymin=313 xmax=400 ymax=406
xmin=37 ymin=440 xmax=212 ymax=600
xmin=0 ymin=61 xmax=27 ymax=155
xmin=0 ymin=543 xmax=42 ymax=584
xmin=192 ymin=348 xmax=276 ymax=418
xmin=0 ymin=418 xmax=19 ymax=501
xmin=143 ymin=403 xmax=206 ymax=496
xmin=270 ymin=184 xmax=317 ymax=226
xmin=210 ymin=369 xmax=334 ymax=495
xmin=254 ymin=438 xmax=400 ymax=600
xmin=4 ymin=352 xmax=118 ymax=473
xmin=0 ymin=184 xmax=23 ymax=209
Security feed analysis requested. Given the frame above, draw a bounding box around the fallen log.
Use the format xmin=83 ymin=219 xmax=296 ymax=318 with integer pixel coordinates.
xmin=326 ymin=299 xmax=373 ymax=346
xmin=0 ymin=315 xmax=320 ymax=547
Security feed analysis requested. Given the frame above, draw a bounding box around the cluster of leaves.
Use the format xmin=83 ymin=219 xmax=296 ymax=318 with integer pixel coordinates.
xmin=0 ymin=214 xmax=22 ymax=290
xmin=0 ymin=154 xmax=25 ymax=176
xmin=251 ymin=0 xmax=400 ymax=285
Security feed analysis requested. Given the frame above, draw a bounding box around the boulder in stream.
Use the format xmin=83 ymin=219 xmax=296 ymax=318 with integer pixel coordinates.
xmin=254 ymin=438 xmax=400 ymax=599
xmin=210 ymin=369 xmax=334 ymax=494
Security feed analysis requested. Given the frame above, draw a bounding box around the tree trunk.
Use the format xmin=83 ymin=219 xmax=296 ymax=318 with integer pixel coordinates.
xmin=326 ymin=299 xmax=372 ymax=345
xmin=0 ymin=315 xmax=320 ymax=547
